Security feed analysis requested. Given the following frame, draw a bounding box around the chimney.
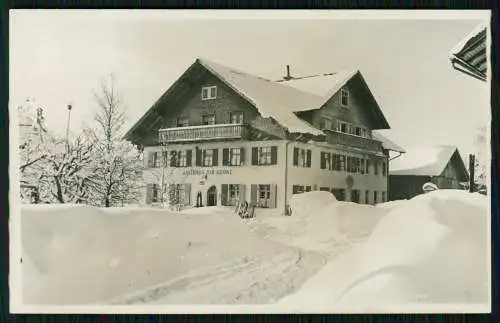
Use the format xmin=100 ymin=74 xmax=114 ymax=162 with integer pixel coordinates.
xmin=284 ymin=65 xmax=292 ymax=81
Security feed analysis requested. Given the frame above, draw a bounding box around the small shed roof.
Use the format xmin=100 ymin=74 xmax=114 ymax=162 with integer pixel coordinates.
xmin=389 ymin=145 xmax=466 ymax=177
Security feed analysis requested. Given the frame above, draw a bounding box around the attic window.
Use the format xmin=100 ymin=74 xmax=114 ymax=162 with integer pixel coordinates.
xmin=202 ymin=86 xmax=217 ymax=100
xmin=341 ymin=89 xmax=349 ymax=107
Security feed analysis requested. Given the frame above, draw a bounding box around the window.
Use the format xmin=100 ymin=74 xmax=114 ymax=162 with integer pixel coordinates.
xmin=202 ymin=149 xmax=214 ymax=166
xmin=382 ymin=191 xmax=386 ymax=202
xmin=230 ymin=148 xmax=242 ymax=166
xmin=202 ymin=114 xmax=215 ymax=125
xmin=228 ymin=184 xmax=240 ymax=206
xmin=374 ymin=160 xmax=379 ymax=175
xmin=374 ymin=191 xmax=378 ymax=204
xmin=332 ymin=188 xmax=346 ymax=201
xmin=382 ymin=161 xmax=387 ymax=176
xmin=355 ymin=127 xmax=362 ymax=136
xmin=366 ymin=159 xmax=370 ymax=174
xmin=152 ymin=184 xmax=160 ymax=203
xmin=201 ymin=86 xmax=217 ymax=100
xmin=293 ymin=185 xmax=312 ymax=194
xmin=339 ymin=122 xmax=348 ymax=133
xmin=171 ymin=150 xmax=188 ymax=167
xmin=177 ymin=118 xmax=189 ymax=127
xmin=351 ymin=190 xmax=360 ymax=203
xmin=252 ymin=146 xmax=277 ymax=166
xmin=229 ymin=112 xmax=243 ymax=124
xmin=341 ymin=89 xmax=349 ymax=107
xmin=361 ymin=128 xmax=367 ymax=138
xmin=294 ymin=147 xmax=311 ymax=168
xmin=320 ymin=187 xmax=330 ymax=192
xmin=152 ymin=151 xmax=163 ymax=168
xmin=320 ymin=118 xmax=334 ymax=130
xmin=257 ymin=184 xmax=271 ymax=208
xmin=259 ymin=147 xmax=272 ymax=165
xmin=361 ymin=159 xmax=366 ymax=174
xmin=320 ymin=152 xmax=332 ymax=170
xmin=365 ymin=190 xmax=370 ymax=204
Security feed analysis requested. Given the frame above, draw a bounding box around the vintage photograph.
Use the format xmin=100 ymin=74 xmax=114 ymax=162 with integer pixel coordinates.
xmin=10 ymin=10 xmax=491 ymax=313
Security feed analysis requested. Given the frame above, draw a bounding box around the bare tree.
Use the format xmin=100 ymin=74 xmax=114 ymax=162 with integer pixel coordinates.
xmin=86 ymin=74 xmax=144 ymax=207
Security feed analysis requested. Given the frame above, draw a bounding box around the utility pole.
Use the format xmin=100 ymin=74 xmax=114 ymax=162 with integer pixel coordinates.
xmin=66 ymin=104 xmax=72 ymax=151
xmin=469 ymin=153 xmax=475 ymax=193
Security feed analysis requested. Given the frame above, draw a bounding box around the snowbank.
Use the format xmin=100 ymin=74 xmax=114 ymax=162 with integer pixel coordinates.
xmin=21 ymin=204 xmax=288 ymax=305
xmin=248 ymin=192 xmax=389 ymax=254
xmin=276 ymin=190 xmax=489 ymax=311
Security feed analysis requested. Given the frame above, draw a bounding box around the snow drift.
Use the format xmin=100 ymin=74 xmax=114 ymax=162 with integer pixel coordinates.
xmin=248 ymin=191 xmax=389 ymax=254
xmin=276 ymin=190 xmax=490 ymax=311
xmin=21 ymin=204 xmax=291 ymax=305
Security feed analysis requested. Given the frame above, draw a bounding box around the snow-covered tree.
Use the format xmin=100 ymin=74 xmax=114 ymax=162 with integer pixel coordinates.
xmin=85 ymin=74 xmax=144 ymax=207
xmin=36 ymin=133 xmax=96 ymax=204
xmin=473 ymin=125 xmax=489 ymax=192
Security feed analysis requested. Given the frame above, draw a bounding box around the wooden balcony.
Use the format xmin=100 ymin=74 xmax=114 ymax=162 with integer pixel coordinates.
xmin=159 ymin=124 xmax=247 ymax=143
xmin=327 ymin=130 xmax=383 ymax=151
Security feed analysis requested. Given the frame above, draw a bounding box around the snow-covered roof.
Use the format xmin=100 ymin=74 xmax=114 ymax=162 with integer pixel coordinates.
xmin=389 ymin=145 xmax=462 ymax=176
xmin=449 ymin=21 xmax=488 ymax=81
xmin=372 ymin=131 xmax=406 ymax=153
xmin=124 ymin=58 xmax=388 ymax=141
xmin=199 ymin=58 xmax=326 ymax=135
xmin=279 ymin=70 xmax=359 ymax=109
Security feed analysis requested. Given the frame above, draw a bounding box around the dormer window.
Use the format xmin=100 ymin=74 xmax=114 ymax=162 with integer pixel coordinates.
xmin=341 ymin=89 xmax=349 ymax=107
xmin=202 ymin=86 xmax=217 ymax=100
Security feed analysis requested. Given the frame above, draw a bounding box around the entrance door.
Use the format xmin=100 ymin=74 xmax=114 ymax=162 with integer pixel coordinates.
xmin=207 ymin=186 xmax=217 ymax=206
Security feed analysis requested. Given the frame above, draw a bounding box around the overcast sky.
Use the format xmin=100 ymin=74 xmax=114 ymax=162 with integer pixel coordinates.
xmin=10 ymin=10 xmax=490 ymax=157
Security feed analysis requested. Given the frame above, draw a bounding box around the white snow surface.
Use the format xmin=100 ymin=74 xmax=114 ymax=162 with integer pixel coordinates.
xmin=275 ymin=190 xmax=489 ymax=312
xmin=20 ymin=190 xmax=489 ymax=311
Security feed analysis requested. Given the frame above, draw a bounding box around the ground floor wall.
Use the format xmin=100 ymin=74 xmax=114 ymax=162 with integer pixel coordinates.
xmin=140 ymin=139 xmax=389 ymax=214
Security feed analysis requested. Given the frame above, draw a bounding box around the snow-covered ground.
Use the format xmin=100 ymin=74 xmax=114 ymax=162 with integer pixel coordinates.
xmin=19 ymin=190 xmax=489 ymax=312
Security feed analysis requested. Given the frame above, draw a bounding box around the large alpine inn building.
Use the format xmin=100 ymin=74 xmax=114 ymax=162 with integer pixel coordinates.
xmin=124 ymin=58 xmax=403 ymax=214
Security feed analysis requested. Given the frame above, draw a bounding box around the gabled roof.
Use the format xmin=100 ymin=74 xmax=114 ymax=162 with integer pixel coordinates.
xmin=450 ymin=21 xmax=488 ymax=82
xmin=389 ymin=145 xmax=468 ymax=179
xmin=372 ymin=131 xmax=406 ymax=153
xmin=124 ymin=58 xmax=390 ymax=141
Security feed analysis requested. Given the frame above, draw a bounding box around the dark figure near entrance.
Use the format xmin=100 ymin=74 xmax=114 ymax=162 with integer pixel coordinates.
xmin=196 ymin=191 xmax=203 ymax=207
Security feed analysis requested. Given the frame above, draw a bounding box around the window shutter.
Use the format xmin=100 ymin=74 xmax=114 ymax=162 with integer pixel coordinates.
xmin=271 ymin=146 xmax=278 ymax=165
xmin=168 ymin=184 xmax=176 ymax=205
xmin=306 ymin=149 xmax=312 ymax=168
xmin=269 ymin=184 xmax=277 ymax=208
xmin=169 ymin=151 xmax=176 ymax=167
xmin=212 ymin=149 xmax=218 ymax=166
xmin=221 ymin=184 xmax=228 ymax=206
xmin=146 ymin=184 xmax=153 ymax=204
xmin=222 ymin=148 xmax=229 ymax=166
xmin=184 ymin=183 xmax=191 ymax=205
xmin=147 ymin=152 xmax=154 ymax=168
xmin=251 ymin=147 xmax=258 ymax=165
xmin=186 ymin=150 xmax=192 ymax=167
xmin=250 ymin=184 xmax=257 ymax=204
xmin=320 ymin=152 xmax=326 ymax=169
xmin=162 ymin=151 xmax=168 ymax=167
xmin=293 ymin=147 xmax=299 ymax=166
xmin=240 ymin=148 xmax=245 ymax=165
xmin=293 ymin=185 xmax=299 ymax=194
xmin=239 ymin=184 xmax=246 ymax=202
xmin=195 ymin=148 xmax=201 ymax=166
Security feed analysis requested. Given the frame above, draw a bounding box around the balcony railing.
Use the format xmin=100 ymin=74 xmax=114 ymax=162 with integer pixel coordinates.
xmin=159 ymin=124 xmax=247 ymax=143
xmin=327 ymin=130 xmax=382 ymax=151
